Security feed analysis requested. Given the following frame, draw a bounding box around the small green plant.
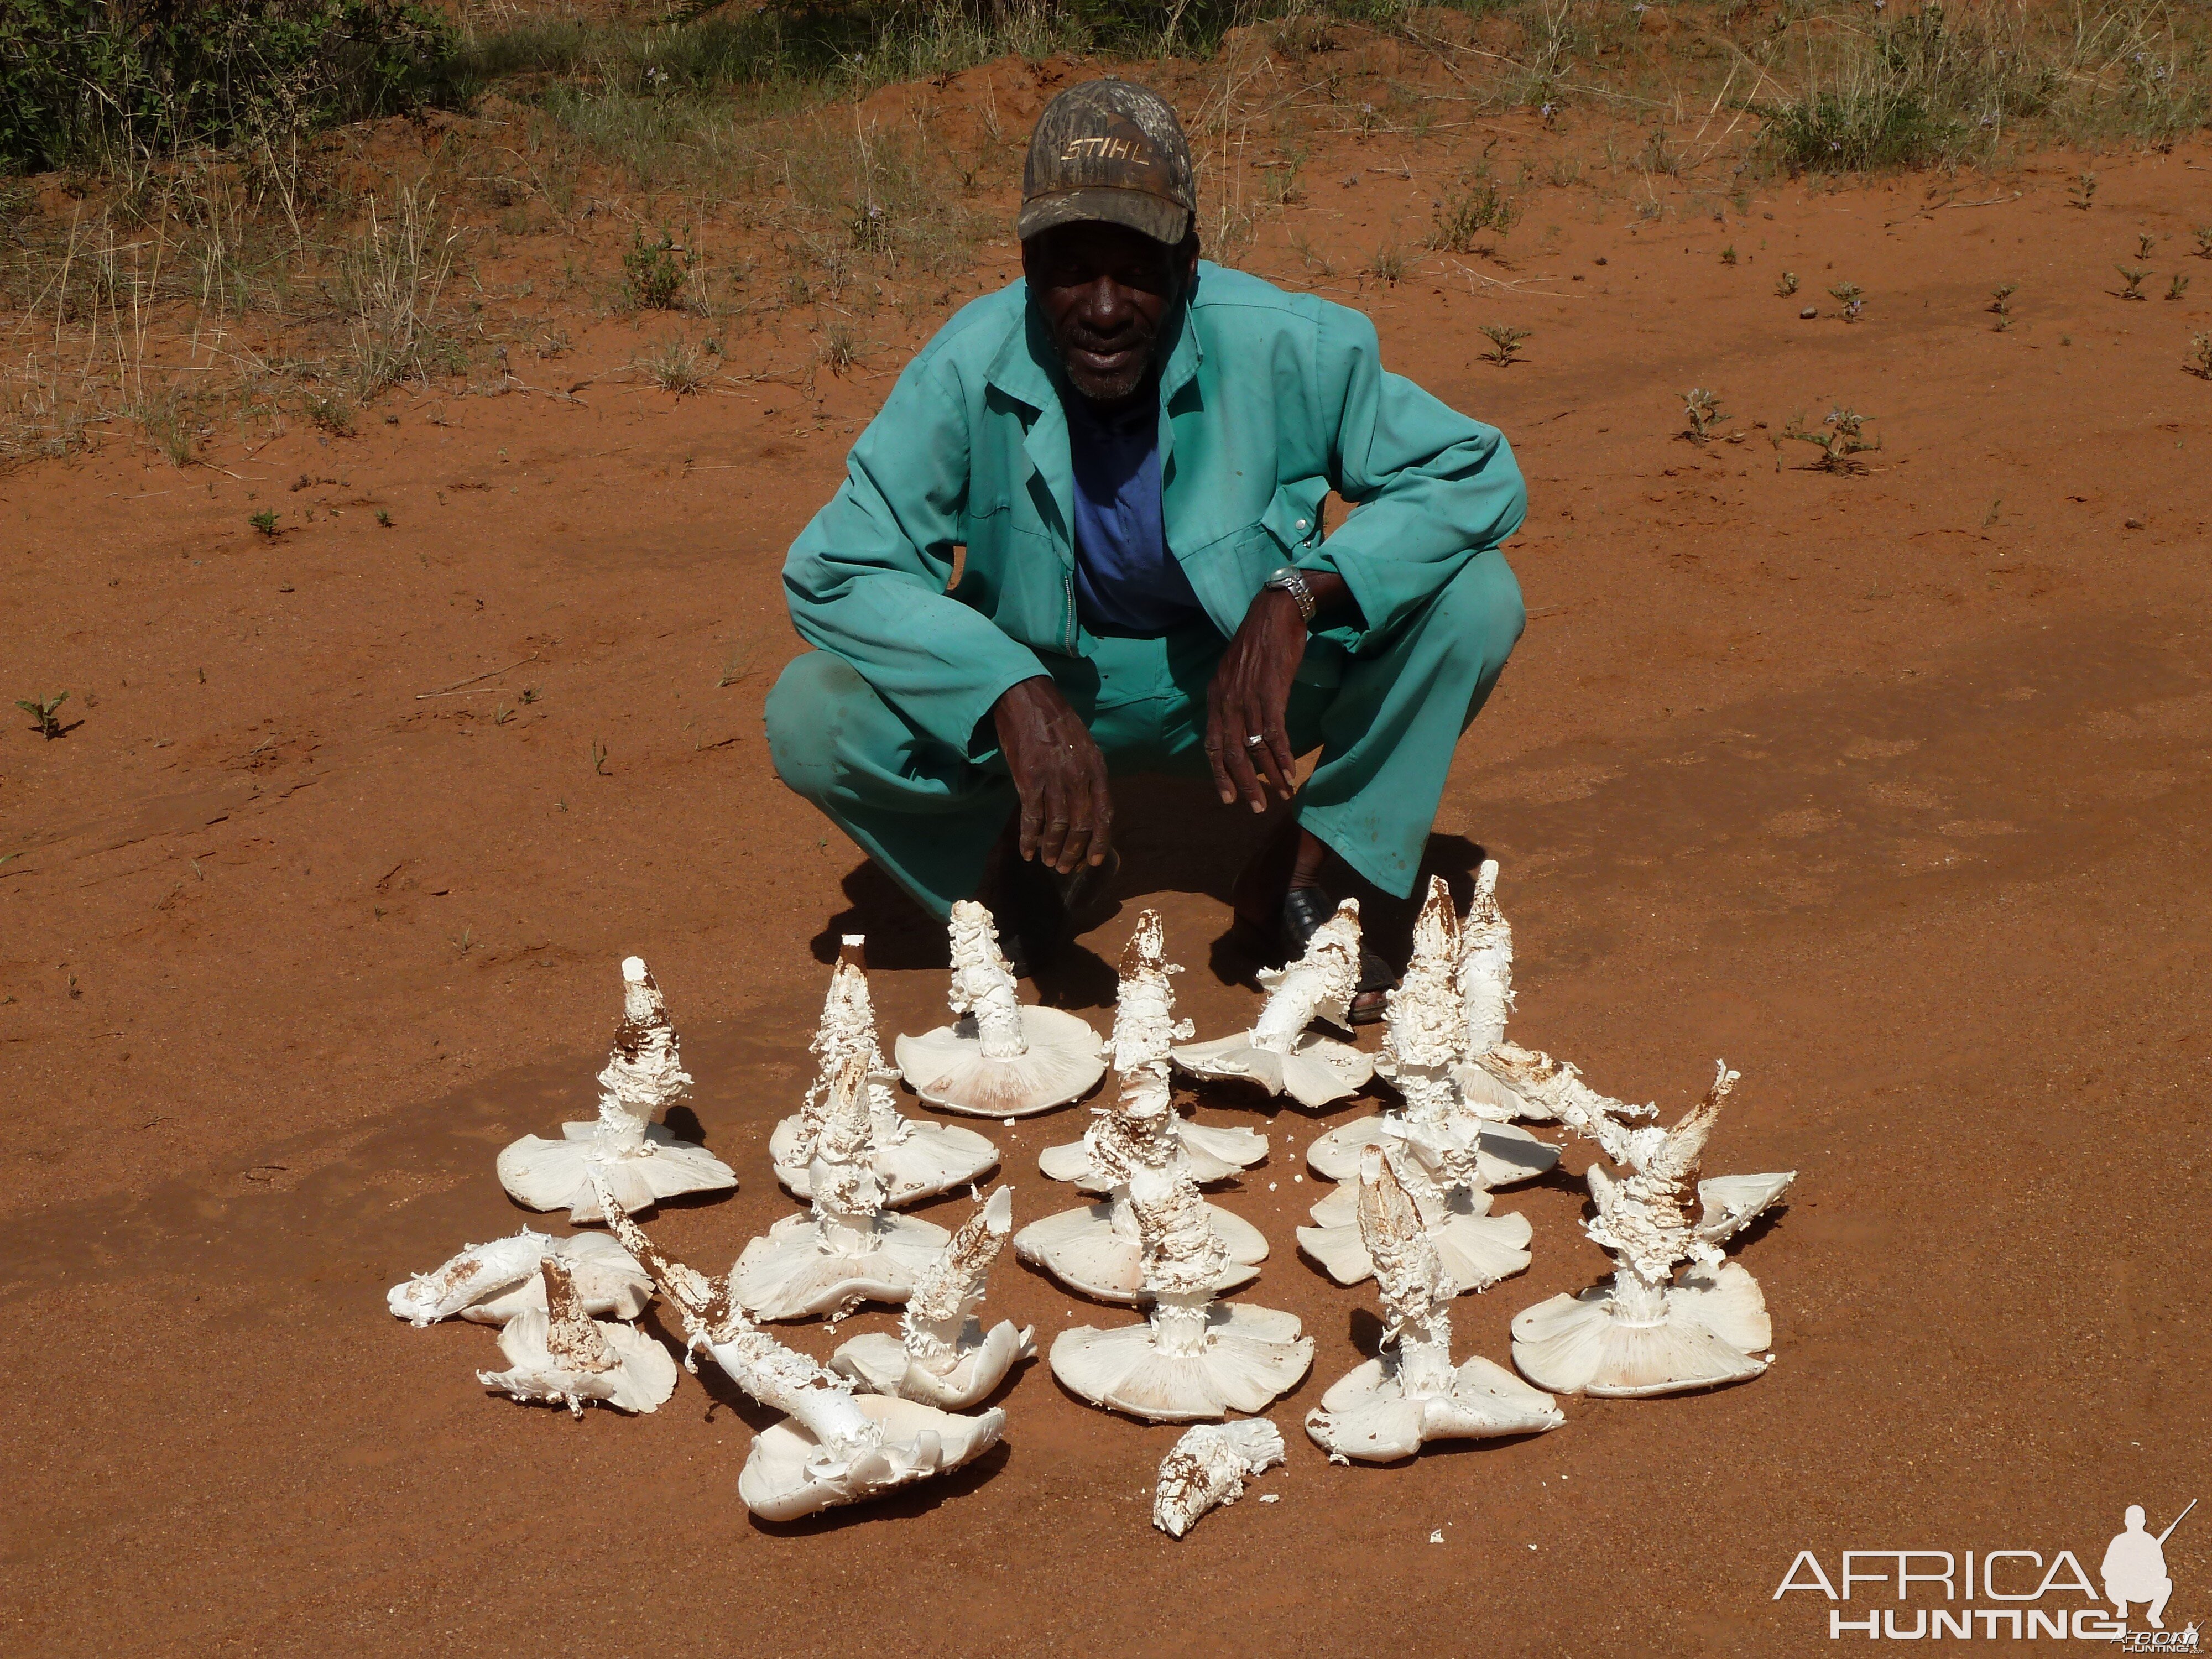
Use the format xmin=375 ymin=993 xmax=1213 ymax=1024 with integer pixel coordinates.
xmin=375 ymin=508 xmax=394 ymax=528
xmin=1720 ymin=244 xmax=1739 ymax=267
xmin=2069 ymin=171 xmax=2097 ymax=210
xmin=1430 ymin=175 xmax=1520 ymax=251
xmin=1982 ymin=496 xmax=2003 ymax=528
xmin=451 ymin=927 xmax=474 ymax=953
xmin=1785 ymin=406 xmax=1880 ymax=472
xmin=17 ymin=690 xmax=69 ymax=740
xmin=717 ymin=650 xmax=749 ymax=688
xmin=2136 ymin=232 xmax=2157 ymax=260
xmin=2165 ymin=273 xmax=2190 ymax=302
xmin=305 ymin=392 xmax=355 ymax=436
xmin=1366 ymin=243 xmax=1407 ymax=286
xmin=1478 ymin=324 xmax=1530 ymax=366
xmin=2188 ymin=333 xmax=2212 ymax=380
xmin=623 ymin=228 xmax=690 ymax=310
xmin=641 ymin=338 xmax=712 ymax=394
xmin=1776 ymin=270 xmax=1799 ymax=298
xmin=818 ymin=322 xmax=860 ymax=374
xmin=520 ymin=685 xmax=542 ymax=705
xmin=492 ymin=702 xmax=514 ymax=726
xmin=1681 ymin=387 xmax=1726 ymax=443
xmin=1990 ymin=283 xmax=2016 ymax=332
xmin=2194 ymin=227 xmax=2212 ymax=258
xmin=1828 ymin=281 xmax=1865 ymax=321
xmin=249 ymin=510 xmax=280 ymax=537
xmin=2117 ymin=265 xmax=2150 ymax=300
xmin=591 ymin=738 xmax=609 ymax=776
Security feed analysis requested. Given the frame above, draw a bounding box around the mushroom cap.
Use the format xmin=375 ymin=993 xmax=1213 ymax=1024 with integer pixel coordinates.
xmin=389 ymin=1230 xmax=655 ymax=1327
xmin=738 ymin=1396 xmax=1007 ymax=1522
xmin=477 ymin=1308 xmax=680 ymax=1414
xmin=1510 ymin=1261 xmax=1770 ymax=1397
xmin=1306 ymin=1353 xmax=1563 ymax=1461
xmin=769 ymin=1111 xmax=999 ymax=1205
xmin=1171 ymin=1032 xmax=1374 ymax=1109
xmin=1038 ymin=1115 xmax=1266 ymax=1190
xmin=895 ymin=1006 xmax=1105 ymax=1117
xmin=733 ymin=1210 xmax=950 ymax=1322
xmin=1307 ymin=1114 xmax=1558 ymax=1188
xmin=1050 ymin=1303 xmax=1314 ymax=1422
xmin=1298 ymin=1197 xmax=1531 ymax=1292
xmin=829 ymin=1320 xmax=1036 ymax=1408
xmin=496 ymin=1121 xmax=735 ymax=1222
xmin=1695 ymin=1171 xmax=1797 ymax=1244
xmin=1013 ymin=1197 xmax=1266 ymax=1303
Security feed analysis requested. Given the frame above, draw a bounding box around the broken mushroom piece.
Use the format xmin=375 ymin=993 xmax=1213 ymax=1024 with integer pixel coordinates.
xmin=594 ymin=1178 xmax=1005 ymax=1521
xmin=1050 ymin=1156 xmax=1313 ymax=1423
xmin=1041 ymin=911 xmax=1267 ymax=1188
xmin=1305 ymin=1149 xmax=1563 ymax=1463
xmin=1511 ymin=1062 xmax=1794 ymax=1398
xmin=1172 ymin=898 xmax=1376 ymax=1109
xmin=1154 ymin=1418 xmax=1287 ymax=1538
xmin=497 ymin=956 xmax=737 ymax=1224
xmin=476 ymin=1257 xmax=679 ymax=1417
xmin=831 ymin=1186 xmax=1035 ymax=1408
xmin=894 ymin=901 xmax=1105 ymax=1117
xmin=388 ymin=1228 xmax=652 ymax=1327
xmin=770 ymin=946 xmax=999 ymax=1206
xmin=1298 ymin=881 xmax=1534 ymax=1293
xmin=736 ymin=1055 xmax=950 ymax=1321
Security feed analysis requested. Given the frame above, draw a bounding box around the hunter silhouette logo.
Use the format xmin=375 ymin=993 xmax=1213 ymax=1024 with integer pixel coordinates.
xmin=1773 ymin=1496 xmax=2197 ymax=1643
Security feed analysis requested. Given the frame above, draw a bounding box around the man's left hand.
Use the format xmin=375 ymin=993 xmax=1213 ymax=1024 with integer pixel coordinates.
xmin=1206 ymin=571 xmax=1352 ymax=812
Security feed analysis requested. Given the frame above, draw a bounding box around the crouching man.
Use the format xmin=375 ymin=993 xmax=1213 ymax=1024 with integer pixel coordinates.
xmin=768 ymin=78 xmax=1527 ymax=1019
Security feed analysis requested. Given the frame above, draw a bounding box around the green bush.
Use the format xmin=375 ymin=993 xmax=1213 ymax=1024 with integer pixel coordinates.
xmin=0 ymin=0 xmax=456 ymax=173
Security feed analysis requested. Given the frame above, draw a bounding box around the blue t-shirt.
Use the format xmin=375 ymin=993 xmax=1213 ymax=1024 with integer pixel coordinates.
xmin=1064 ymin=392 xmax=1208 ymax=637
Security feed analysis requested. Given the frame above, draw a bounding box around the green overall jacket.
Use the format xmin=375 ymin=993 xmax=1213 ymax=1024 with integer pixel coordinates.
xmin=781 ymin=263 xmax=1528 ymax=759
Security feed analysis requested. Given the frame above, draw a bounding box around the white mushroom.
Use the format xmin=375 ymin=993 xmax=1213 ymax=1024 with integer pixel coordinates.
xmin=1511 ymin=1062 xmax=1793 ymax=1397
xmin=475 ymin=1257 xmax=679 ymax=1417
xmin=1015 ymin=1013 xmax=1266 ymax=1304
xmin=1172 ymin=898 xmax=1376 ymax=1109
xmin=770 ymin=942 xmax=999 ymax=1206
xmin=1311 ymin=872 xmax=1559 ymax=1188
xmin=1154 ymin=1418 xmax=1287 ymax=1538
xmin=1049 ymin=1153 xmax=1312 ymax=1423
xmin=831 ymin=1186 xmax=1036 ymax=1408
xmin=497 ymin=956 xmax=736 ymax=1223
xmin=388 ymin=1228 xmax=651 ymax=1327
xmin=1305 ymin=1148 xmax=1563 ymax=1462
xmin=893 ymin=901 xmax=1105 ymax=1117
xmin=595 ymin=1181 xmax=1004 ymax=1521
xmin=735 ymin=1055 xmax=950 ymax=1321
xmin=1298 ymin=881 xmax=1534 ymax=1293
xmin=1041 ymin=911 xmax=1266 ymax=1187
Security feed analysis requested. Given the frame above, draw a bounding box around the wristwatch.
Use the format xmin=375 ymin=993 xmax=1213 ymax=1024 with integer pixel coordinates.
xmin=1263 ymin=565 xmax=1318 ymax=624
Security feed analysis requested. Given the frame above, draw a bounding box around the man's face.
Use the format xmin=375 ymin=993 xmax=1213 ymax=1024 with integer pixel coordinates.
xmin=1022 ymin=221 xmax=1196 ymax=406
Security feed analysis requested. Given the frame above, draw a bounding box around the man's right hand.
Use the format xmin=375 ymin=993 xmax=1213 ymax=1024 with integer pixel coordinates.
xmin=990 ymin=676 xmax=1113 ymax=876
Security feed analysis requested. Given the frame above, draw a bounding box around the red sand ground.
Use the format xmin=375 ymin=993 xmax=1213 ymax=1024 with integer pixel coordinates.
xmin=3 ymin=79 xmax=2210 ymax=1655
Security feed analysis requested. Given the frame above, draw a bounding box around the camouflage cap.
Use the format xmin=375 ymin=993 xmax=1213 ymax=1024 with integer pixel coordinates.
xmin=1018 ymin=79 xmax=1197 ymax=248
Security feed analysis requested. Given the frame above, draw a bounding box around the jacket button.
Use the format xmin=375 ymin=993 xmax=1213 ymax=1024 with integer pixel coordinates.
xmin=1296 ymin=518 xmax=1310 ymax=530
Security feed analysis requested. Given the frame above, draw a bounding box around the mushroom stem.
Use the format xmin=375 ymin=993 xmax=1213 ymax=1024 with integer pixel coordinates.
xmin=947 ymin=900 xmax=1026 ymax=1058
xmin=1457 ymin=860 xmax=1515 ymax=1053
xmin=592 ymin=1172 xmax=881 ymax=1460
xmin=1251 ymin=899 xmax=1362 ymax=1050
xmin=810 ymin=1055 xmax=887 ymax=1229
xmin=900 ymin=1186 xmax=1014 ymax=1367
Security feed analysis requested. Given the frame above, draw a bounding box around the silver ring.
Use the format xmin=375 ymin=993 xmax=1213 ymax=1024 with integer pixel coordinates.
xmin=1245 ymin=733 xmax=1267 ymax=748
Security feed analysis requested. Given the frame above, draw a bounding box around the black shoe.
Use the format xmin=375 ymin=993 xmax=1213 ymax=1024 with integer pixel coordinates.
xmin=1272 ymin=887 xmax=1397 ymax=1026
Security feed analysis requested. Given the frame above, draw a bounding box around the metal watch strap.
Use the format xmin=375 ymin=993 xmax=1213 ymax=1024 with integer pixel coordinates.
xmin=1264 ymin=565 xmax=1318 ymax=624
